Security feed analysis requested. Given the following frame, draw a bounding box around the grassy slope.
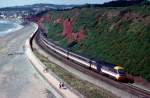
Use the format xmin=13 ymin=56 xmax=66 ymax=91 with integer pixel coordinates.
xmin=43 ymin=3 xmax=150 ymax=81
xmin=34 ymin=51 xmax=117 ymax=98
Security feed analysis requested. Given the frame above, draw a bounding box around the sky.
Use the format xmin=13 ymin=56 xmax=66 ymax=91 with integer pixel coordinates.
xmin=0 ymin=0 xmax=113 ymax=8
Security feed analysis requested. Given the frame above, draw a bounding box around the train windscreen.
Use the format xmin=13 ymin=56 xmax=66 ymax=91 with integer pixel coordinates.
xmin=118 ymin=69 xmax=126 ymax=75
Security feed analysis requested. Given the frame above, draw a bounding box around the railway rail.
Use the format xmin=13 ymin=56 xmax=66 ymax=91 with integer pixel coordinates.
xmin=34 ymin=28 xmax=150 ymax=98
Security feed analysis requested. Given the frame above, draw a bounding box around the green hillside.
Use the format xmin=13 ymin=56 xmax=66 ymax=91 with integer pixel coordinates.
xmin=41 ymin=2 xmax=150 ymax=81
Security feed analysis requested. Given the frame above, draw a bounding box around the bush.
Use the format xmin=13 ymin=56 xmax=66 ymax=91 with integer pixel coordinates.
xmin=43 ymin=3 xmax=150 ymax=81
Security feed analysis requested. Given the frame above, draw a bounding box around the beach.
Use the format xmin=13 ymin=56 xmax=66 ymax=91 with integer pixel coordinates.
xmin=0 ymin=22 xmax=55 ymax=98
xmin=0 ymin=20 xmax=23 ymax=37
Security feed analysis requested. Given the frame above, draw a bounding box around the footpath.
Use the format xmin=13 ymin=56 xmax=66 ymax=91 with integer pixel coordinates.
xmin=25 ymin=23 xmax=81 ymax=98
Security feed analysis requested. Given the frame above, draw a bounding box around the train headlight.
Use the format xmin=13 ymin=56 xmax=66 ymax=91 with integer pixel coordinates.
xmin=115 ymin=74 xmax=120 ymax=80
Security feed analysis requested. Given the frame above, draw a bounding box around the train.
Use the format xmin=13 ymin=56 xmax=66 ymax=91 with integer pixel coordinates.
xmin=40 ymin=32 xmax=126 ymax=81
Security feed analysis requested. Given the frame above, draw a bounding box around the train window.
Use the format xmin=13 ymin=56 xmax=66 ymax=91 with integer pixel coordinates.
xmin=110 ymin=69 xmax=117 ymax=73
xmin=118 ymin=69 xmax=126 ymax=74
xmin=102 ymin=66 xmax=109 ymax=70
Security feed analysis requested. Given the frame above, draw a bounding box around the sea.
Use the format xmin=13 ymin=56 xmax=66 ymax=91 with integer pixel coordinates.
xmin=0 ymin=20 xmax=23 ymax=37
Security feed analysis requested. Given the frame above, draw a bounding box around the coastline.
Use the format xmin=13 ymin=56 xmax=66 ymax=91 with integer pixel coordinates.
xmin=0 ymin=22 xmax=29 ymax=51
xmin=0 ymin=22 xmax=56 ymax=98
xmin=0 ymin=19 xmax=24 ymax=37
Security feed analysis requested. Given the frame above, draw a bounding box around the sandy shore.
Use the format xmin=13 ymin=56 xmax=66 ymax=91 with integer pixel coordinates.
xmin=0 ymin=23 xmax=55 ymax=98
xmin=0 ymin=23 xmax=24 ymax=50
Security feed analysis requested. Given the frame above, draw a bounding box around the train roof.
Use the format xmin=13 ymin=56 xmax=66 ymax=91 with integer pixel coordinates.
xmin=96 ymin=60 xmax=116 ymax=68
xmin=114 ymin=66 xmax=124 ymax=70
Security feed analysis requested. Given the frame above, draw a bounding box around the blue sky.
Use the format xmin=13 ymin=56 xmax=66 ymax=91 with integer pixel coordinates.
xmin=0 ymin=0 xmax=113 ymax=8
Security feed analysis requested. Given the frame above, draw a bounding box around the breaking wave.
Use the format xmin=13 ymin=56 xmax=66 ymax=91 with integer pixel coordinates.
xmin=0 ymin=20 xmax=23 ymax=37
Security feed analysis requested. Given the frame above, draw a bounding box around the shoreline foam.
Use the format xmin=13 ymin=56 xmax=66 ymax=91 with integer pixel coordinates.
xmin=0 ymin=20 xmax=23 ymax=37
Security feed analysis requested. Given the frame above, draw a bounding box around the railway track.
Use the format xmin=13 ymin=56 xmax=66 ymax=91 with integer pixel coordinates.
xmin=34 ymin=29 xmax=150 ymax=98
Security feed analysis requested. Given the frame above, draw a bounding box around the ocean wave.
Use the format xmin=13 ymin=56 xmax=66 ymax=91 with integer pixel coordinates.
xmin=0 ymin=20 xmax=24 ymax=37
xmin=1 ymin=25 xmax=23 ymax=34
xmin=0 ymin=20 xmax=11 ymax=24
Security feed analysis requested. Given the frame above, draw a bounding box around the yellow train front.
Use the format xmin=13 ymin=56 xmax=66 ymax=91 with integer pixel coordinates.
xmin=96 ymin=61 xmax=126 ymax=81
xmin=113 ymin=66 xmax=126 ymax=80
